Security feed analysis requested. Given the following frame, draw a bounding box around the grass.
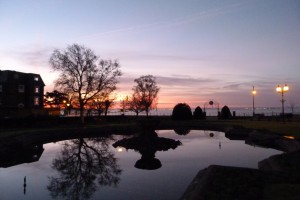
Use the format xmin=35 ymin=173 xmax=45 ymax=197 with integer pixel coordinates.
xmin=1 ymin=116 xmax=299 ymax=139
xmin=214 ymin=120 xmax=300 ymax=138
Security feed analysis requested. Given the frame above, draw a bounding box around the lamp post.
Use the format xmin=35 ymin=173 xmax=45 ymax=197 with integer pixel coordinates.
xmin=276 ymin=84 xmax=289 ymax=121
xmin=252 ymin=86 xmax=256 ymax=117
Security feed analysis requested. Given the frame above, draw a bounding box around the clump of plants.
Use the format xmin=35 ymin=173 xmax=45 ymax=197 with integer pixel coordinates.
xmin=193 ymin=106 xmax=205 ymax=119
xmin=219 ymin=105 xmax=232 ymax=119
xmin=172 ymin=103 xmax=193 ymax=120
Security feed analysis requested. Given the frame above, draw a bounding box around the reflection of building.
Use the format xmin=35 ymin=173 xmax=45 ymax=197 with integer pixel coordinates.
xmin=0 ymin=70 xmax=45 ymax=117
xmin=0 ymin=142 xmax=44 ymax=168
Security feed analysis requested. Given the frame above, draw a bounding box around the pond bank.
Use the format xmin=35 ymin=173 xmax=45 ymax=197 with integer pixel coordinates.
xmin=180 ymin=157 xmax=300 ymax=200
xmin=179 ymin=127 xmax=300 ymax=200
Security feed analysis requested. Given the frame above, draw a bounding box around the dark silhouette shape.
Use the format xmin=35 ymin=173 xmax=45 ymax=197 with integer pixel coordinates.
xmin=131 ymin=75 xmax=160 ymax=117
xmin=193 ymin=106 xmax=204 ymax=119
xmin=112 ymin=130 xmax=182 ymax=170
xmin=0 ymin=143 xmax=44 ymax=168
xmin=44 ymin=90 xmax=68 ymax=108
xmin=126 ymin=94 xmax=144 ymax=116
xmin=219 ymin=105 xmax=232 ymax=119
xmin=174 ymin=128 xmax=191 ymax=135
xmin=47 ymin=137 xmax=121 ymax=200
xmin=172 ymin=103 xmax=193 ymax=120
xmin=23 ymin=176 xmax=26 ymax=195
xmin=49 ymin=44 xmax=122 ymax=124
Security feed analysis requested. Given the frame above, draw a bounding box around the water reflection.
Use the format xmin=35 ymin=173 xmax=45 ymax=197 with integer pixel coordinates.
xmin=113 ymin=130 xmax=182 ymax=170
xmin=0 ymin=141 xmax=44 ymax=168
xmin=174 ymin=128 xmax=191 ymax=135
xmin=47 ymin=137 xmax=121 ymax=200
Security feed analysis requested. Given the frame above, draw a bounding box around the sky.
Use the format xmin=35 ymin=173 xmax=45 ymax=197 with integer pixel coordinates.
xmin=0 ymin=0 xmax=299 ymax=109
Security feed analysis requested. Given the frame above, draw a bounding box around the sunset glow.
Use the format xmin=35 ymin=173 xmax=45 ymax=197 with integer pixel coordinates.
xmin=1 ymin=0 xmax=299 ymax=108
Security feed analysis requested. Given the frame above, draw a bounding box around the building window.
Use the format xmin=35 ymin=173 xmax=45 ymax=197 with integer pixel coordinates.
xmin=0 ymin=97 xmax=2 ymax=105
xmin=34 ymin=77 xmax=39 ymax=81
xmin=18 ymin=85 xmax=25 ymax=93
xmin=0 ymin=85 xmax=2 ymax=92
xmin=14 ymin=74 xmax=19 ymax=79
xmin=35 ymin=86 xmax=39 ymax=93
xmin=34 ymin=97 xmax=39 ymax=106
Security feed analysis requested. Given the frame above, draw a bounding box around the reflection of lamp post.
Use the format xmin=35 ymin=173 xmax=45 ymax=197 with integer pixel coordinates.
xmin=66 ymin=103 xmax=70 ymax=115
xmin=252 ymin=86 xmax=256 ymax=117
xmin=276 ymin=84 xmax=289 ymax=121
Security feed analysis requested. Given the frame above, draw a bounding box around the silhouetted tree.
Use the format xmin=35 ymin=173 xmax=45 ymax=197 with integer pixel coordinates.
xmin=132 ymin=75 xmax=159 ymax=117
xmin=193 ymin=106 xmax=204 ymax=119
xmin=47 ymin=137 xmax=121 ymax=200
xmin=172 ymin=103 xmax=193 ymax=120
xmin=220 ymin=105 xmax=232 ymax=119
xmin=44 ymin=90 xmax=68 ymax=108
xmin=126 ymin=94 xmax=144 ymax=116
xmin=49 ymin=44 xmax=122 ymax=124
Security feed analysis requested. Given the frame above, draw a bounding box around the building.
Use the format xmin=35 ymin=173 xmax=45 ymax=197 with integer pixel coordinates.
xmin=0 ymin=70 xmax=45 ymax=117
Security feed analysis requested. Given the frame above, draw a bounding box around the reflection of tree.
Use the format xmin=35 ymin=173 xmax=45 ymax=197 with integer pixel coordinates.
xmin=47 ymin=137 xmax=121 ymax=200
xmin=113 ymin=130 xmax=181 ymax=170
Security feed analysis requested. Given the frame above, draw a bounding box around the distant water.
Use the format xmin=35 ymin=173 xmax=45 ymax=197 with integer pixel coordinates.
xmin=105 ymin=107 xmax=300 ymax=117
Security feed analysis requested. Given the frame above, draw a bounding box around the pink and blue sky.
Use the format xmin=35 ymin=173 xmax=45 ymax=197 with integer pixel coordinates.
xmin=1 ymin=0 xmax=299 ymax=108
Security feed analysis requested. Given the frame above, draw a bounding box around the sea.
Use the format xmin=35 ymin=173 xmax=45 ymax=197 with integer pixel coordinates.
xmin=103 ymin=107 xmax=300 ymax=117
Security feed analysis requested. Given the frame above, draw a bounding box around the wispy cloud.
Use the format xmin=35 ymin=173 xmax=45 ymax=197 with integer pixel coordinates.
xmin=81 ymin=1 xmax=250 ymax=39
xmin=3 ymin=45 xmax=53 ymax=68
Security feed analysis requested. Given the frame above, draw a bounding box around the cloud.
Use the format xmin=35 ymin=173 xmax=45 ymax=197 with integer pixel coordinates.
xmin=80 ymin=1 xmax=250 ymax=40
xmin=157 ymin=75 xmax=218 ymax=86
xmin=3 ymin=45 xmax=54 ymax=68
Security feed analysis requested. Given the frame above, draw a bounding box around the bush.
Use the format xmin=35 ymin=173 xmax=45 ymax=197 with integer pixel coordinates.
xmin=193 ymin=106 xmax=204 ymax=119
xmin=219 ymin=105 xmax=232 ymax=119
xmin=172 ymin=103 xmax=193 ymax=120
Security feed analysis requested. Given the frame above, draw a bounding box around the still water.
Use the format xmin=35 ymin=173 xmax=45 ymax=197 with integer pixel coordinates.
xmin=0 ymin=130 xmax=282 ymax=200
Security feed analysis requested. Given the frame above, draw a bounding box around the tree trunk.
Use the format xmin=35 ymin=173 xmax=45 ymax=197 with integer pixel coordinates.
xmin=80 ymin=103 xmax=85 ymax=124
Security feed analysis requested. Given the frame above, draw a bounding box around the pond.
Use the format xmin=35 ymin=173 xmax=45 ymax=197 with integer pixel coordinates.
xmin=0 ymin=130 xmax=282 ymax=200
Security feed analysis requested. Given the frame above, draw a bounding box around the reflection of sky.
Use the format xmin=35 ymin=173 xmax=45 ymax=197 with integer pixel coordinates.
xmin=0 ymin=130 xmax=282 ymax=200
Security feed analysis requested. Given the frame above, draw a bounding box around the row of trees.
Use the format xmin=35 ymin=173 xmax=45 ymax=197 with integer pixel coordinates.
xmin=172 ymin=103 xmax=232 ymax=120
xmin=46 ymin=44 xmax=160 ymax=123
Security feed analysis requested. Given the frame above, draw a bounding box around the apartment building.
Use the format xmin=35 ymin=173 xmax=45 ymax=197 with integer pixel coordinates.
xmin=0 ymin=70 xmax=45 ymax=117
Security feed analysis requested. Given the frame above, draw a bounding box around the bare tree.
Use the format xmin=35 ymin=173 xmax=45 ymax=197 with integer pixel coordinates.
xmin=126 ymin=94 xmax=144 ymax=116
xmin=132 ymin=75 xmax=159 ymax=117
xmin=49 ymin=44 xmax=121 ymax=124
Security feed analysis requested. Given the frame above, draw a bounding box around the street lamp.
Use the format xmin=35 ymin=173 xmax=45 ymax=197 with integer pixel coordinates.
xmin=252 ymin=86 xmax=256 ymax=117
xmin=276 ymin=84 xmax=289 ymax=121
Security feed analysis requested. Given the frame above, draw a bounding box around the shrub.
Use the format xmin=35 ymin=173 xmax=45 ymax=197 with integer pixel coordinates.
xmin=219 ymin=105 xmax=232 ymax=119
xmin=193 ymin=106 xmax=204 ymax=119
xmin=172 ymin=103 xmax=193 ymax=120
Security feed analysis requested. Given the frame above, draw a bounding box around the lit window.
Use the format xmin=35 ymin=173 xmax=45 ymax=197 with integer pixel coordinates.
xmin=35 ymin=86 xmax=39 ymax=93
xmin=34 ymin=77 xmax=39 ymax=81
xmin=0 ymin=85 xmax=2 ymax=92
xmin=34 ymin=97 xmax=39 ymax=106
xmin=18 ymin=85 xmax=25 ymax=93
